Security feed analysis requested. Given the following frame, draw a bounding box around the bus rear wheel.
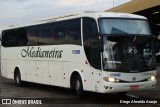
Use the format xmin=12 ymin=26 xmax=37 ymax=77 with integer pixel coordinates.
xmin=14 ymin=69 xmax=22 ymax=87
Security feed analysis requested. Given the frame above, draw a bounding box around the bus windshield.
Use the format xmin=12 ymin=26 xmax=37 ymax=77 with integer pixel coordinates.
xmin=99 ymin=18 xmax=151 ymax=35
xmin=102 ymin=36 xmax=156 ymax=72
xmin=99 ymin=18 xmax=156 ymax=72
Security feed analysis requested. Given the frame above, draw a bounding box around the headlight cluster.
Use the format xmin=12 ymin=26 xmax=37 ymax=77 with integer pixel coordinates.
xmin=148 ymin=76 xmax=156 ymax=81
xmin=103 ymin=77 xmax=119 ymax=83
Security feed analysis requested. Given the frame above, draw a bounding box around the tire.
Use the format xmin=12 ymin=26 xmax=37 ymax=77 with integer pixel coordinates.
xmin=14 ymin=70 xmax=22 ymax=87
xmin=74 ymin=75 xmax=83 ymax=97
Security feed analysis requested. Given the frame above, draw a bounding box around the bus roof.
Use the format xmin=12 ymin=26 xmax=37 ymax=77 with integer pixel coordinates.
xmin=4 ymin=11 xmax=147 ymax=30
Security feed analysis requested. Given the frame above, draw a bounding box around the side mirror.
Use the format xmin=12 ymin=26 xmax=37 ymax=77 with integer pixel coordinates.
xmin=91 ymin=33 xmax=103 ymax=52
xmin=92 ymin=33 xmax=103 ymax=52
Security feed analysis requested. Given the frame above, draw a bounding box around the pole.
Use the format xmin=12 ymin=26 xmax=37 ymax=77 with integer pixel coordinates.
xmin=113 ymin=0 xmax=115 ymax=8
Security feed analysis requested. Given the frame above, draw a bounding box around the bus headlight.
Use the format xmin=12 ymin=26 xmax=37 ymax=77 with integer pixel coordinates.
xmin=103 ymin=77 xmax=119 ymax=83
xmin=148 ymin=76 xmax=156 ymax=81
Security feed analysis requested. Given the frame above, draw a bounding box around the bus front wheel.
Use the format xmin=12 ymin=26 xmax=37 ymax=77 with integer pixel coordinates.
xmin=74 ymin=75 xmax=83 ymax=97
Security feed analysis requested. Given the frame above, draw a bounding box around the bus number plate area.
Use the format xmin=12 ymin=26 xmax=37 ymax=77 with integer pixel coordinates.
xmin=130 ymin=85 xmax=139 ymax=90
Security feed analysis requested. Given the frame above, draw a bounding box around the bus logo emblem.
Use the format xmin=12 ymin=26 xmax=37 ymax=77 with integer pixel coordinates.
xmin=132 ymin=77 xmax=136 ymax=81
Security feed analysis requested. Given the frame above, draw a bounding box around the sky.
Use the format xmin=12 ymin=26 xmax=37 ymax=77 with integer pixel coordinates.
xmin=0 ymin=0 xmax=131 ymax=32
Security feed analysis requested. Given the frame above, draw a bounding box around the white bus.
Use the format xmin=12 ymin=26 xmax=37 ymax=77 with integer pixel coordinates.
xmin=1 ymin=11 xmax=157 ymax=96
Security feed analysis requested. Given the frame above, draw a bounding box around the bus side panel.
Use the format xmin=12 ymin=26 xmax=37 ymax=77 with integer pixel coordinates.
xmin=63 ymin=62 xmax=69 ymax=87
xmin=36 ymin=61 xmax=49 ymax=84
xmin=1 ymin=60 xmax=8 ymax=78
xmin=19 ymin=60 xmax=35 ymax=82
xmin=49 ymin=61 xmax=64 ymax=87
xmin=91 ymin=68 xmax=102 ymax=92
xmin=68 ymin=62 xmax=92 ymax=91
xmin=6 ymin=60 xmax=18 ymax=79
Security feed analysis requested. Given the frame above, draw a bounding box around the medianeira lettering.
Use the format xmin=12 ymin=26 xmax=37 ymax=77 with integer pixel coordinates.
xmin=21 ymin=47 xmax=63 ymax=58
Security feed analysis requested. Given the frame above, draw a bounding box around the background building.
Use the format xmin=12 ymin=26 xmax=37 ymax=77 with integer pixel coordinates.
xmin=106 ymin=0 xmax=160 ymax=37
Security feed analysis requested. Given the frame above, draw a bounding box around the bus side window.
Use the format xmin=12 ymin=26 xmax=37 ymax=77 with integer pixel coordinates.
xmin=2 ymin=31 xmax=7 ymax=47
xmin=7 ymin=30 xmax=18 ymax=47
xmin=53 ymin=22 xmax=66 ymax=45
xmin=27 ymin=27 xmax=37 ymax=46
xmin=17 ymin=28 xmax=28 ymax=46
xmin=2 ymin=30 xmax=17 ymax=47
xmin=66 ymin=19 xmax=81 ymax=45
xmin=51 ymin=24 xmax=55 ymax=45
xmin=37 ymin=24 xmax=51 ymax=45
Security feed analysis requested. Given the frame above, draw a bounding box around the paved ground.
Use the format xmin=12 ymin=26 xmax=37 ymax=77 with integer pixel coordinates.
xmin=0 ymin=67 xmax=160 ymax=107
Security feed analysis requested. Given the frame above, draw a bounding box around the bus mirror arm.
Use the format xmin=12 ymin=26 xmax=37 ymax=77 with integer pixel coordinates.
xmin=98 ymin=34 xmax=103 ymax=52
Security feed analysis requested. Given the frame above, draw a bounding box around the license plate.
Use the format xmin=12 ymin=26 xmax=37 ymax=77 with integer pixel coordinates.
xmin=130 ymin=85 xmax=139 ymax=90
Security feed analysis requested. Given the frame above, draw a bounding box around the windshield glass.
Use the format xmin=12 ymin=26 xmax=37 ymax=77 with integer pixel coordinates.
xmin=99 ymin=18 xmax=151 ymax=35
xmin=103 ymin=36 xmax=156 ymax=72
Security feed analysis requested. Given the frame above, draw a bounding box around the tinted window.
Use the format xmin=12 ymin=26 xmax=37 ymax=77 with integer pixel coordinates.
xmin=51 ymin=18 xmax=81 ymax=45
xmin=2 ymin=29 xmax=18 ymax=47
xmin=66 ymin=19 xmax=81 ymax=45
xmin=53 ymin=22 xmax=66 ymax=44
xmin=17 ymin=28 xmax=27 ymax=46
xmin=83 ymin=18 xmax=98 ymax=45
xmin=83 ymin=17 xmax=100 ymax=69
xmin=2 ymin=30 xmax=8 ymax=46
xmin=2 ymin=28 xmax=28 ymax=47
xmin=27 ymin=26 xmax=37 ymax=46
xmin=2 ymin=19 xmax=81 ymax=47
xmin=37 ymin=24 xmax=51 ymax=45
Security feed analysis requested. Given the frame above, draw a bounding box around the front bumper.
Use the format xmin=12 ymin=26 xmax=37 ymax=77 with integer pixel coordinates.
xmin=100 ymin=80 xmax=156 ymax=93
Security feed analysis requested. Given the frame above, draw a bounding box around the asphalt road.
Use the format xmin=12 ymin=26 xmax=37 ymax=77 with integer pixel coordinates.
xmin=0 ymin=67 xmax=160 ymax=107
